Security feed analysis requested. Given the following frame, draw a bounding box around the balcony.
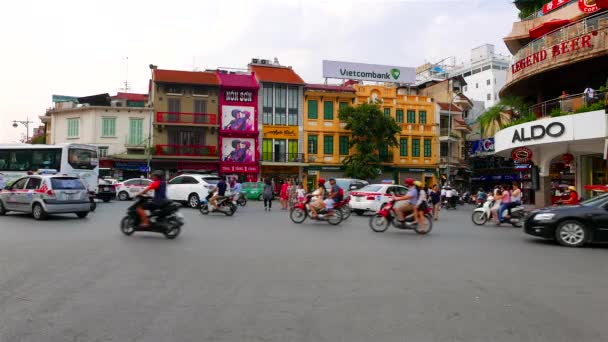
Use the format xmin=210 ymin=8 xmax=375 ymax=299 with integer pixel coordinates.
xmin=262 ymin=152 xmax=305 ymax=163
xmin=156 ymin=112 xmax=217 ymax=125
xmin=530 ymin=91 xmax=607 ymax=117
xmin=155 ymin=144 xmax=217 ymax=158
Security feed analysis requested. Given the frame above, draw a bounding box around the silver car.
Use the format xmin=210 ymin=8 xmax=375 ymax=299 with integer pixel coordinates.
xmin=0 ymin=175 xmax=91 ymax=220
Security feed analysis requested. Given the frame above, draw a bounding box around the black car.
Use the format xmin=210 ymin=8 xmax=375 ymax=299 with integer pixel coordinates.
xmin=524 ymin=194 xmax=608 ymax=247
xmin=96 ymin=181 xmax=116 ymax=203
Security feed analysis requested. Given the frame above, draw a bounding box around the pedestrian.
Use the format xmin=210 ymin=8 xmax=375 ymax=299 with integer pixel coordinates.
xmin=263 ymin=177 xmax=274 ymax=211
xmin=415 ymin=182 xmax=428 ymax=232
xmin=445 ymin=186 xmax=453 ymax=208
xmin=296 ymin=184 xmax=306 ymax=203
xmin=429 ymin=184 xmax=441 ymax=221
xmin=440 ymin=186 xmax=447 ymax=205
xmin=584 ymin=86 xmax=595 ymax=105
xmin=280 ymin=179 xmax=289 ymax=210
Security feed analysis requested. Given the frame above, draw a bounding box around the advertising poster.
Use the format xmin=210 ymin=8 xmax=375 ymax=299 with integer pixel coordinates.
xmin=222 ymin=137 xmax=256 ymax=163
xmin=222 ymin=105 xmax=255 ymax=132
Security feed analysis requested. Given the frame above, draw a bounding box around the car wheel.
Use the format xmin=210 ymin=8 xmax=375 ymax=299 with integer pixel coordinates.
xmin=555 ymin=220 xmax=588 ymax=247
xmin=354 ymin=209 xmax=365 ymax=216
xmin=76 ymin=212 xmax=89 ymax=218
xmin=188 ymin=194 xmax=200 ymax=208
xmin=0 ymin=200 xmax=6 ymax=215
xmin=118 ymin=191 xmax=130 ymax=201
xmin=32 ymin=203 xmax=48 ymax=220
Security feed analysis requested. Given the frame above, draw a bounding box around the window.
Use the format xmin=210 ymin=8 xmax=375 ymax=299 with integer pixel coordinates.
xmin=11 ymin=178 xmax=28 ymax=190
xmin=128 ymin=118 xmax=143 ymax=145
xmin=67 ymin=118 xmax=79 ymax=138
xmin=288 ymin=139 xmax=298 ymax=160
xmin=487 ymin=79 xmax=491 ymax=86
xmin=307 ymin=135 xmax=318 ymax=154
xmin=384 ymin=108 xmax=391 ymax=117
xmin=339 ymin=136 xmax=349 ymax=155
xmin=263 ymin=84 xmax=273 ymax=125
xmin=167 ymin=98 xmax=181 ymax=122
xmin=101 ymin=117 xmax=116 ymax=137
xmin=98 ymin=146 xmax=109 ymax=158
xmin=169 ymin=176 xmax=184 ymax=185
xmin=339 ymin=102 xmax=349 ymax=113
xmin=396 ymin=109 xmax=404 ymax=123
xmin=440 ymin=142 xmax=448 ymax=157
xmin=68 ymin=148 xmax=98 ymax=170
xmin=181 ymin=176 xmax=199 ymax=184
xmin=476 ymin=83 xmax=479 ymax=89
xmin=25 ymin=177 xmax=41 ymax=190
xmin=482 ymin=65 xmax=491 ymax=71
xmin=323 ymin=101 xmax=334 ymax=120
xmin=407 ymin=110 xmax=416 ymax=123
xmin=424 ymin=139 xmax=432 ymax=157
xmin=399 ymin=138 xmax=408 ymax=157
xmin=463 ymin=71 xmax=471 ymax=77
xmin=0 ymin=149 xmax=61 ymax=172
xmin=487 ymin=94 xmax=491 ymax=101
xmin=288 ymin=86 xmax=298 ymax=126
xmin=308 ymin=100 xmax=318 ymax=119
xmin=165 ymin=86 xmax=182 ymax=94
xmin=419 ymin=110 xmax=427 ymax=124
xmin=194 ymin=99 xmax=207 ymax=113
xmin=412 ymin=138 xmax=420 ymax=157
xmin=323 ymin=135 xmax=334 ymax=155
xmin=472 ymin=68 xmax=481 ymax=74
xmin=192 ymin=86 xmax=208 ymax=96
xmin=275 ymin=85 xmax=287 ymax=125
xmin=262 ymin=139 xmax=273 ymax=161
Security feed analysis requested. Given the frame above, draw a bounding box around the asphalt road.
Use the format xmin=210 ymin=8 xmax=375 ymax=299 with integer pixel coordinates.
xmin=0 ymin=201 xmax=607 ymax=342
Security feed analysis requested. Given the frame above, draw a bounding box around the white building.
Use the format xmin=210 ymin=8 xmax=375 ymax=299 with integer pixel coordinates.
xmin=449 ymin=44 xmax=511 ymax=111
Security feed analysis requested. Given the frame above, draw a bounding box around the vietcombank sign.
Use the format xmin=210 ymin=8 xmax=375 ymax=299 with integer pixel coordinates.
xmin=322 ymin=60 xmax=415 ymax=84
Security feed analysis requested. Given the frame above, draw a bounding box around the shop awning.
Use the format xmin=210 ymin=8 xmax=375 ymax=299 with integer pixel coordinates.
xmin=529 ymin=19 xmax=571 ymax=40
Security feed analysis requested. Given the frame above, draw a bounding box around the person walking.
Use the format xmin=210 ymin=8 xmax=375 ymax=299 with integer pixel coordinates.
xmin=280 ymin=180 xmax=290 ymax=210
xmin=414 ymin=182 xmax=428 ymax=231
xmin=263 ymin=178 xmax=274 ymax=211
xmin=429 ymin=184 xmax=441 ymax=221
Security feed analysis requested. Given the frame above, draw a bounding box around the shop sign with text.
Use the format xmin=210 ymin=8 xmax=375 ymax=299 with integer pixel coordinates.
xmin=224 ymin=90 xmax=254 ymax=103
xmin=322 ymin=60 xmax=415 ymax=84
xmin=512 ymin=147 xmax=534 ymax=163
xmin=543 ymin=0 xmax=570 ymax=14
xmin=579 ymin=0 xmax=600 ymax=13
xmin=263 ymin=126 xmax=299 ymax=139
xmin=512 ymin=122 xmax=565 ymax=143
xmin=512 ymin=32 xmax=597 ymax=74
xmin=220 ymin=164 xmax=259 ymax=173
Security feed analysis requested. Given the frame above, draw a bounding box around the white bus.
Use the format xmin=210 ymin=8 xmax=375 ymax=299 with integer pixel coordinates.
xmin=0 ymin=143 xmax=99 ymax=191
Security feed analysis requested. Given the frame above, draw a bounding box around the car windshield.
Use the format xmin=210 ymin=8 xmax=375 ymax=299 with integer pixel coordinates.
xmin=203 ymin=177 xmax=221 ymax=185
xmin=580 ymin=193 xmax=608 ymax=207
xmin=358 ymin=185 xmax=383 ymax=193
xmin=51 ymin=177 xmax=85 ymax=190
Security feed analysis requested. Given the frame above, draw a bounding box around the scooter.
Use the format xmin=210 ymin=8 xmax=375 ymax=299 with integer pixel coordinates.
xmin=199 ymin=194 xmax=237 ymax=216
xmin=120 ymin=196 xmax=184 ymax=239
xmin=334 ymin=197 xmax=351 ymax=220
xmin=471 ymin=196 xmax=527 ymax=227
xmin=290 ymin=194 xmax=343 ymax=225
xmin=236 ymin=193 xmax=247 ymax=207
xmin=369 ymin=199 xmax=433 ymax=234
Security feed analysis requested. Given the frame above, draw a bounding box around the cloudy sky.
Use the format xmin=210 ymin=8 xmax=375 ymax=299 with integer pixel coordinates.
xmin=0 ymin=0 xmax=517 ymax=143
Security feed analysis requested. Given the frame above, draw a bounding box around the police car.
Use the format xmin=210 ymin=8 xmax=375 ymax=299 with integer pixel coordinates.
xmin=349 ymin=184 xmax=408 ymax=216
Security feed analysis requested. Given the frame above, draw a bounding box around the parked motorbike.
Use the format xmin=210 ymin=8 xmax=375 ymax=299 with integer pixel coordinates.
xmin=199 ymin=194 xmax=237 ymax=216
xmin=89 ymin=191 xmax=97 ymax=212
xmin=369 ymin=199 xmax=433 ymax=234
xmin=290 ymin=194 xmax=343 ymax=225
xmin=471 ymin=196 xmax=527 ymax=227
xmin=120 ymin=196 xmax=184 ymax=239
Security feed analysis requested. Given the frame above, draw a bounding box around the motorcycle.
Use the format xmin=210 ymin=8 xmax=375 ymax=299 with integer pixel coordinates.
xmin=235 ymin=193 xmax=247 ymax=207
xmin=290 ymin=194 xmax=343 ymax=225
xmin=120 ymin=196 xmax=184 ymax=239
xmin=369 ymin=199 xmax=434 ymax=234
xmin=471 ymin=196 xmax=527 ymax=227
xmin=199 ymin=194 xmax=237 ymax=216
xmin=335 ymin=197 xmax=351 ymax=220
xmin=443 ymin=197 xmax=458 ymax=210
xmin=89 ymin=191 xmax=97 ymax=212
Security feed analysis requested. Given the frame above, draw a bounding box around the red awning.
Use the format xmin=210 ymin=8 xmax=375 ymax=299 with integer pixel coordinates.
xmin=597 ymin=0 xmax=608 ymax=9
xmin=529 ymin=19 xmax=571 ymax=39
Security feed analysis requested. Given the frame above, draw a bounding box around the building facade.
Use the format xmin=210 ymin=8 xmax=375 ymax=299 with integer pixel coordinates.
xmin=249 ymin=59 xmax=307 ymax=182
xmin=149 ymin=69 xmax=220 ymax=175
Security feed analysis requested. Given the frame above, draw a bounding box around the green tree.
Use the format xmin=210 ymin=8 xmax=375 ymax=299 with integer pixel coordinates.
xmin=478 ymin=97 xmax=531 ymax=138
xmin=339 ymin=102 xmax=400 ymax=180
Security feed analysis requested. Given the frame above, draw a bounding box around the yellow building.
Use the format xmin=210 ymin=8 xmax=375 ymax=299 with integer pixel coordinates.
xmin=303 ymin=83 xmax=439 ymax=189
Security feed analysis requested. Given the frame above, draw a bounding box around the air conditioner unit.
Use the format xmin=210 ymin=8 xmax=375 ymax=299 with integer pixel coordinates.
xmin=260 ymin=60 xmax=268 ymax=65
xmin=252 ymin=58 xmax=259 ymax=64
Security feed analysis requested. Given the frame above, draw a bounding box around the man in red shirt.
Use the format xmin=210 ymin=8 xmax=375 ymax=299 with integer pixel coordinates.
xmin=562 ymin=185 xmax=579 ymax=205
xmin=137 ymin=171 xmax=167 ymax=228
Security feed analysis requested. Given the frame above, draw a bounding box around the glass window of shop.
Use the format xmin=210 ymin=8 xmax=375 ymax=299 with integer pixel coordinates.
xmin=288 ymin=87 xmax=298 ymax=126
xmin=308 ymin=135 xmax=318 ymax=154
xmin=262 ymin=139 xmax=273 ymax=161
xmin=288 ymin=140 xmax=298 ymax=160
xmin=581 ymin=154 xmax=608 ymax=199
xmin=263 ymin=84 xmax=273 ymax=125
xmin=275 ymin=85 xmax=287 ymax=125
xmin=548 ymin=154 xmax=576 ymax=202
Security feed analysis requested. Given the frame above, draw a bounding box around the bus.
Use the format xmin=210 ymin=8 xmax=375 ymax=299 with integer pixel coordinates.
xmin=0 ymin=143 xmax=99 ymax=191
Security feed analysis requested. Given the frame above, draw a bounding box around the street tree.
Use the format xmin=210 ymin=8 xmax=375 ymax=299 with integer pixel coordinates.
xmin=339 ymin=102 xmax=400 ymax=181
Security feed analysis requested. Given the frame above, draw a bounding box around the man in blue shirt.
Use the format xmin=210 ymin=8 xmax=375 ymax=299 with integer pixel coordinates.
xmin=210 ymin=177 xmax=228 ymax=210
xmin=393 ymin=178 xmax=418 ymax=222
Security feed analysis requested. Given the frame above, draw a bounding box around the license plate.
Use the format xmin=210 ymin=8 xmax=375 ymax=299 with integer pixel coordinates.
xmin=356 ymin=197 xmax=362 ymax=202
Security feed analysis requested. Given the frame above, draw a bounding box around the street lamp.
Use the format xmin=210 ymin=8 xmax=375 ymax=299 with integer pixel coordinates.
xmin=12 ymin=116 xmax=34 ymax=142
xmin=446 ymin=94 xmax=468 ymax=186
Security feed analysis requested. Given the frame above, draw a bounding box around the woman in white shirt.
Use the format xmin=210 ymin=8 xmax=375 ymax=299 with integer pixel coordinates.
xmin=414 ymin=181 xmax=428 ymax=232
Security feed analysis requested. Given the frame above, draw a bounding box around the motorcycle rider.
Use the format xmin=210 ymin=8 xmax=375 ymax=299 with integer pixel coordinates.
xmin=309 ymin=178 xmax=327 ymax=219
xmin=323 ymin=178 xmax=343 ymax=212
xmin=136 ymin=170 xmax=167 ymax=228
xmin=210 ymin=177 xmax=228 ymax=211
xmin=393 ymin=178 xmax=418 ymax=222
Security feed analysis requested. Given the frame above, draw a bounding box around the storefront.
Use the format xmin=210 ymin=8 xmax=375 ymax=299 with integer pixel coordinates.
xmin=98 ymin=159 xmax=150 ymax=180
xmin=494 ymin=110 xmax=608 ymax=207
xmin=261 ymin=125 xmax=305 ymax=183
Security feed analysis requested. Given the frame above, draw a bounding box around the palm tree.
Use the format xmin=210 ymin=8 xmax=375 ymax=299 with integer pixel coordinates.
xmin=478 ymin=105 xmax=512 ymax=138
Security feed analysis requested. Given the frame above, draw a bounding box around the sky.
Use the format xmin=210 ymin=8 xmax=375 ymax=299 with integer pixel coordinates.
xmin=0 ymin=0 xmax=518 ymax=143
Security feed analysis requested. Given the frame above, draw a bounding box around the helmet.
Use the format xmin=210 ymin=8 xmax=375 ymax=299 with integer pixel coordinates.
xmin=568 ymin=185 xmax=576 ymax=191
xmin=404 ymin=178 xmax=415 ymax=186
xmin=414 ymin=181 xmax=422 ymax=187
xmin=318 ymin=178 xmax=326 ymax=185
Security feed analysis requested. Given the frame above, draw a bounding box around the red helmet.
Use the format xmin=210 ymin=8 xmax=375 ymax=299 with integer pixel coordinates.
xmin=318 ymin=178 xmax=326 ymax=185
xmin=404 ymin=178 xmax=415 ymax=186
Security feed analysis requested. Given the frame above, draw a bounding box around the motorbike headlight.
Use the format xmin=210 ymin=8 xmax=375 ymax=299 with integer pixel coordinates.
xmin=534 ymin=213 xmax=555 ymax=221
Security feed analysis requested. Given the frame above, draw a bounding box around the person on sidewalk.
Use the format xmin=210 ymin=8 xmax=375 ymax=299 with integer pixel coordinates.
xmin=263 ymin=178 xmax=274 ymax=211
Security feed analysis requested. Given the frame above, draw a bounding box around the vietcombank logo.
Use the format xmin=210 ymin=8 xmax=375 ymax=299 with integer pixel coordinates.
xmin=339 ymin=67 xmax=401 ymax=80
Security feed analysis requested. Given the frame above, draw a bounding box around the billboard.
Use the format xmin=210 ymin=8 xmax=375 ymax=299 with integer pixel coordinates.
xmin=222 ymin=137 xmax=255 ymax=162
xmin=322 ymin=60 xmax=415 ymax=84
xmin=471 ymin=138 xmax=495 ymax=155
xmin=222 ymin=105 xmax=255 ymax=131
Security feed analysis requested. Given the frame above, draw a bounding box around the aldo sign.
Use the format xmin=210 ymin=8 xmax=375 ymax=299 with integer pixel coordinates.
xmin=512 ymin=122 xmax=565 ymax=143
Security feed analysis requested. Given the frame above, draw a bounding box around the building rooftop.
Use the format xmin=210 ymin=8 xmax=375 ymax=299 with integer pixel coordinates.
xmin=249 ymin=65 xmax=305 ymax=85
xmin=217 ymin=71 xmax=259 ymax=89
xmin=153 ymin=69 xmax=219 ymax=85
xmin=304 ymin=84 xmax=355 ymax=93
xmin=438 ymin=102 xmax=463 ymax=112
xmin=112 ymin=92 xmax=148 ymax=102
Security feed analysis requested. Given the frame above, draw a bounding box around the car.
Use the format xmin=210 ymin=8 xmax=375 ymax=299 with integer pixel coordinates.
xmin=0 ymin=175 xmax=91 ymax=220
xmin=524 ymin=194 xmax=608 ymax=247
xmin=349 ymin=184 xmax=408 ymax=216
xmin=241 ymin=182 xmax=265 ymax=200
xmin=334 ymin=178 xmax=368 ymax=197
xmin=115 ymin=178 xmax=153 ymax=201
xmin=167 ymin=174 xmax=222 ymax=208
xmin=97 ymin=179 xmax=117 ymax=202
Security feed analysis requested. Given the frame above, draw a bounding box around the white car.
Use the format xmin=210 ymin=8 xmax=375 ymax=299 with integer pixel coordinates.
xmin=115 ymin=178 xmax=153 ymax=201
xmin=349 ymin=184 xmax=408 ymax=216
xmin=167 ymin=174 xmax=222 ymax=208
